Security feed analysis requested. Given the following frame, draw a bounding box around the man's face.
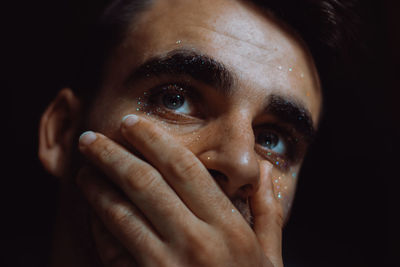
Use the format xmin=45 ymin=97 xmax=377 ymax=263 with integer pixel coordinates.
xmin=83 ymin=0 xmax=321 ymax=222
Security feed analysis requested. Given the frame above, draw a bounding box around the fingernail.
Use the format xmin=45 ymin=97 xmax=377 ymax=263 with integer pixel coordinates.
xmin=122 ymin=114 xmax=139 ymax=126
xmin=79 ymin=131 xmax=97 ymax=146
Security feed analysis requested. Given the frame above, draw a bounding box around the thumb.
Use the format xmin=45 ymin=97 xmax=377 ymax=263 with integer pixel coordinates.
xmin=251 ymin=161 xmax=284 ymax=267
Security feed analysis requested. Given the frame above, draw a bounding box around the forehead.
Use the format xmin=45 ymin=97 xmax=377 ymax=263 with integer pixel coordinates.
xmin=108 ymin=0 xmax=322 ymax=124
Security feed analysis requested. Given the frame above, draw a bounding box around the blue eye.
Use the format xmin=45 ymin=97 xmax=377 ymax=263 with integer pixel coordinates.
xmin=158 ymin=84 xmax=193 ymax=115
xmin=162 ymin=92 xmax=185 ymax=109
xmin=256 ymin=131 xmax=286 ymax=155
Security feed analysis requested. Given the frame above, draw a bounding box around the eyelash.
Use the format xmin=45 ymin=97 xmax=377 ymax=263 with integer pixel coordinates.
xmin=137 ymin=83 xmax=204 ymax=123
xmin=254 ymin=125 xmax=302 ymax=170
xmin=136 ymin=82 xmax=305 ymax=168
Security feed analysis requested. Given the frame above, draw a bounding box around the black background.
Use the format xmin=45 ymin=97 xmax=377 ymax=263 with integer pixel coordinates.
xmin=3 ymin=0 xmax=398 ymax=266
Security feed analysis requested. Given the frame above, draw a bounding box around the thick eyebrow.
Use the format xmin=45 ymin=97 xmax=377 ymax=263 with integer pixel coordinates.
xmin=126 ymin=49 xmax=316 ymax=141
xmin=125 ymin=49 xmax=235 ymax=95
xmin=265 ymin=95 xmax=316 ymax=143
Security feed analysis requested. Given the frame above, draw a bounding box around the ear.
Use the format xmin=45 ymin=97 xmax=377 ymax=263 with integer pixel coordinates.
xmin=39 ymin=88 xmax=82 ymax=178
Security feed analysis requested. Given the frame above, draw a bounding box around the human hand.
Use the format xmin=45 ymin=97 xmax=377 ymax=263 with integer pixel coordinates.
xmin=77 ymin=114 xmax=284 ymax=267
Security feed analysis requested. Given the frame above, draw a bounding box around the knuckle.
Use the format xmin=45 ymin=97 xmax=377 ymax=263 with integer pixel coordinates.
xmin=185 ymin=239 xmax=214 ymax=265
xmin=103 ymin=206 xmax=150 ymax=249
xmin=98 ymin=142 xmax=118 ymax=163
xmin=125 ymin=224 xmax=149 ymax=248
xmin=103 ymin=202 xmax=132 ymax=226
xmin=183 ymin=226 xmax=203 ymax=244
xmin=181 ymin=228 xmax=218 ymax=265
xmin=145 ymin=126 xmax=161 ymax=144
xmin=125 ymin=166 xmax=159 ymax=192
xmin=102 ymin=203 xmax=149 ymax=247
xmin=169 ymin=155 xmax=200 ymax=182
xmin=224 ymin=226 xmax=256 ymax=255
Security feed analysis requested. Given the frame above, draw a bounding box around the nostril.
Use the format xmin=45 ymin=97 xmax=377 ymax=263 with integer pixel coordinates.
xmin=238 ymin=184 xmax=254 ymax=197
xmin=208 ymin=169 xmax=254 ymax=199
xmin=208 ymin=169 xmax=228 ymax=182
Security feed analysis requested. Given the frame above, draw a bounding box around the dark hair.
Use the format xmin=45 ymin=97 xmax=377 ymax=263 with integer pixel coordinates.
xmin=71 ymin=0 xmax=359 ymax=100
xmin=71 ymin=0 xmax=153 ymax=101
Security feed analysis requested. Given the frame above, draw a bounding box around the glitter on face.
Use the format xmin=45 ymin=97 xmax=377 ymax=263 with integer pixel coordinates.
xmin=292 ymin=172 xmax=297 ymax=178
xmin=190 ymin=131 xmax=201 ymax=142
xmin=278 ymin=66 xmax=283 ymax=70
xmin=135 ymin=92 xmax=152 ymax=115
xmin=288 ymin=67 xmax=293 ymax=72
xmin=176 ymin=40 xmax=182 ymax=44
xmin=270 ymin=171 xmax=295 ymax=214
xmin=272 ymin=156 xmax=287 ymax=169
xmin=300 ymin=73 xmax=304 ymax=78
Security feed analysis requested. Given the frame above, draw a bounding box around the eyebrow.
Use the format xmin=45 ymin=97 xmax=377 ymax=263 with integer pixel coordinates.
xmin=265 ymin=95 xmax=316 ymax=143
xmin=126 ymin=49 xmax=316 ymax=141
xmin=126 ymin=49 xmax=235 ymax=95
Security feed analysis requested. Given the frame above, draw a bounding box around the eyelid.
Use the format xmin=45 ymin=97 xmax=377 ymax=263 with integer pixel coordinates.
xmin=137 ymin=82 xmax=206 ymax=124
xmin=254 ymin=123 xmax=306 ymax=167
xmin=149 ymin=82 xmax=199 ymax=102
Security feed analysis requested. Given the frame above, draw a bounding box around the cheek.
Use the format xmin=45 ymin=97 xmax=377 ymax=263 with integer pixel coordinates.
xmin=271 ymin=166 xmax=299 ymax=218
xmin=86 ymin=97 xmax=122 ymax=134
xmin=85 ymin=95 xmax=146 ymax=140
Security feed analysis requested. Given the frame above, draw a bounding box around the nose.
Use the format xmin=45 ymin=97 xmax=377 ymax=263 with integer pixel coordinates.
xmin=197 ymin=116 xmax=260 ymax=199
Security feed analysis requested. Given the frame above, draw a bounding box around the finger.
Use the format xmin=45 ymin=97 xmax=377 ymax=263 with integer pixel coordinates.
xmin=78 ymin=131 xmax=198 ymax=239
xmin=251 ymin=161 xmax=284 ymax=267
xmin=120 ymin=114 xmax=239 ymax=225
xmin=91 ymin=214 xmax=137 ymax=267
xmin=77 ymin=167 xmax=168 ymax=266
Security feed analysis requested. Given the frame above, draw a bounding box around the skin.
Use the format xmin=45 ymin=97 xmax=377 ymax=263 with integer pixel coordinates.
xmin=38 ymin=0 xmax=322 ymax=266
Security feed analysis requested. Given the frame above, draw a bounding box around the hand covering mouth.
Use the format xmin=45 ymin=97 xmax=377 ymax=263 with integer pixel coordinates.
xmin=208 ymin=169 xmax=254 ymax=227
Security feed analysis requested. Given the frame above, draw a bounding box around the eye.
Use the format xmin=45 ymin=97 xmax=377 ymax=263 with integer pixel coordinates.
xmin=255 ymin=130 xmax=286 ymax=155
xmin=160 ymin=85 xmax=192 ymax=114
xmin=138 ymin=83 xmax=204 ymax=123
